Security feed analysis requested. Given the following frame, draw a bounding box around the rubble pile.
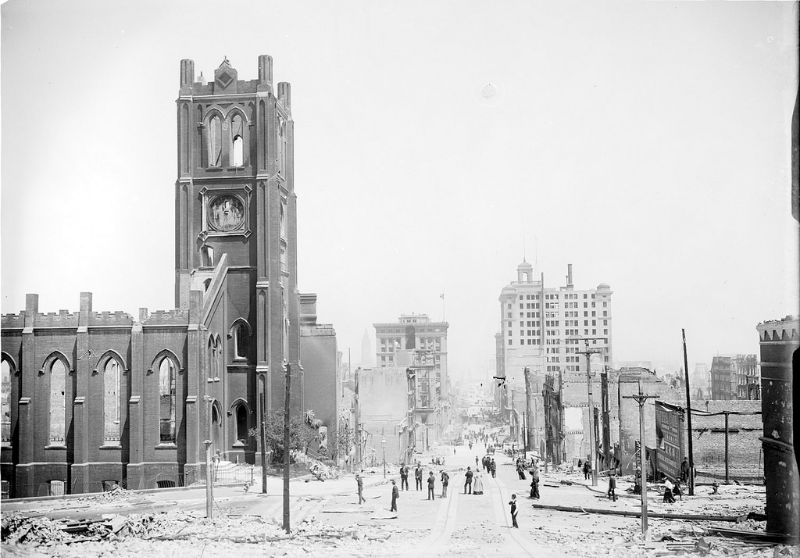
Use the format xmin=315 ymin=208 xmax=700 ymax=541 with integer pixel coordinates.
xmin=291 ymin=450 xmax=340 ymax=480
xmin=1 ymin=508 xmax=421 ymax=558
xmin=2 ymin=514 xmax=67 ymax=546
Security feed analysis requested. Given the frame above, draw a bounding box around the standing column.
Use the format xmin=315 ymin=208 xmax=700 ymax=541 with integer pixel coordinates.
xmin=127 ymin=312 xmax=146 ymax=489
xmin=71 ymin=292 xmax=92 ymax=493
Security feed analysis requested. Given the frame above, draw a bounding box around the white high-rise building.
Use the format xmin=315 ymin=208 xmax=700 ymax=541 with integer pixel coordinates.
xmin=496 ymin=260 xmax=614 ymax=384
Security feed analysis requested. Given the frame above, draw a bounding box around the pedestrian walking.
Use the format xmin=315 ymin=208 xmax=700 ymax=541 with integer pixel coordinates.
xmin=509 ymin=494 xmax=519 ymax=528
xmin=475 ymin=455 xmax=479 ymax=468
xmin=633 ymin=469 xmax=642 ymax=495
xmin=663 ymin=478 xmax=676 ymax=504
xmin=427 ymin=471 xmax=436 ymax=500
xmin=607 ymin=472 xmax=617 ymax=501
xmin=390 ymin=479 xmax=399 ymax=512
xmin=490 ymin=458 xmax=496 ymax=478
xmin=356 ymin=474 xmax=365 ymax=504
xmin=517 ymin=462 xmax=526 ymax=480
xmin=673 ymin=479 xmax=683 ymax=501
xmin=473 ymin=471 xmax=484 ymax=495
xmin=400 ymin=464 xmax=409 ymax=491
xmin=530 ymin=465 xmax=540 ymax=499
xmin=464 ymin=466 xmax=474 ymax=494
xmin=583 ymin=459 xmax=591 ymax=480
xmin=415 ymin=464 xmax=423 ymax=490
xmin=680 ymin=457 xmax=690 ymax=483
xmin=440 ymin=470 xmax=450 ymax=497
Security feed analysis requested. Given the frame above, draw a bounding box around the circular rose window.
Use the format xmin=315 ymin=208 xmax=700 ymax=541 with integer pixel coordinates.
xmin=208 ymin=195 xmax=244 ymax=232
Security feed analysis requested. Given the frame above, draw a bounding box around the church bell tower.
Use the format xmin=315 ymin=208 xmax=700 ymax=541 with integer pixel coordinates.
xmin=174 ymin=55 xmax=301 ymax=423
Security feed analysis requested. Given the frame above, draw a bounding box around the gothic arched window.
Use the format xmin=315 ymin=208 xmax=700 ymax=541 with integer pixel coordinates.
xmin=231 ymin=114 xmax=244 ymax=167
xmin=208 ymin=114 xmax=222 ymax=167
xmin=1 ymin=360 xmax=11 ymax=445
xmin=158 ymin=359 xmax=176 ymax=444
xmin=235 ymin=404 xmax=248 ymax=444
xmin=208 ymin=337 xmax=217 ymax=381
xmin=103 ymin=359 xmax=121 ymax=445
xmin=49 ymin=360 xmax=67 ymax=444
xmin=232 ymin=321 xmax=249 ymax=361
xmin=278 ymin=117 xmax=287 ymax=175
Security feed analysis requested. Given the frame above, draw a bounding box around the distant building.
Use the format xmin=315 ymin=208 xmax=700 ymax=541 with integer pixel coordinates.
xmin=299 ymin=294 xmax=339 ymax=458
xmin=494 ymin=261 xmax=613 ymax=457
xmin=374 ymin=314 xmax=449 ymax=402
xmin=354 ymin=366 xmax=413 ymax=466
xmin=710 ymin=355 xmax=758 ymax=400
xmin=360 ymin=329 xmax=373 ymax=369
xmin=496 ymin=261 xmax=613 ymax=382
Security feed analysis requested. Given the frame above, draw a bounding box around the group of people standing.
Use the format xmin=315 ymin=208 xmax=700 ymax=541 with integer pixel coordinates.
xmin=384 ymin=462 xmax=451 ymax=512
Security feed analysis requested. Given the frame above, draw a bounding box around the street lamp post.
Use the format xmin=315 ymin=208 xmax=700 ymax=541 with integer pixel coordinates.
xmin=381 ymin=437 xmax=387 ymax=478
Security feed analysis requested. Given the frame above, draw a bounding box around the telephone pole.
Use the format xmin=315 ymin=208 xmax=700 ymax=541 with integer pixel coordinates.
xmin=260 ymin=377 xmax=268 ymax=494
xmin=282 ymin=361 xmax=291 ymax=534
xmin=623 ymin=381 xmax=658 ymax=541
xmin=577 ymin=337 xmax=604 ymax=486
xmin=524 ymin=367 xmax=532 ymax=458
xmin=682 ymin=329 xmax=695 ymax=496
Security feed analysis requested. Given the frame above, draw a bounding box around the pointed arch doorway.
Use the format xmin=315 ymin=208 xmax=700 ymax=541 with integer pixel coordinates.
xmin=210 ymin=402 xmax=223 ymax=456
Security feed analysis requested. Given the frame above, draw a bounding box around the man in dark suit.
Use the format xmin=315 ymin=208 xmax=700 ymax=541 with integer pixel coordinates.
xmin=415 ymin=463 xmax=423 ymax=490
xmin=390 ymin=479 xmax=399 ymax=512
xmin=427 ymin=471 xmax=436 ymax=500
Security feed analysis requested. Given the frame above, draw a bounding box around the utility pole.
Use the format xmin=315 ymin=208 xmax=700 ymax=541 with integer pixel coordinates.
xmin=682 ymin=329 xmax=695 ymax=496
xmin=623 ymin=381 xmax=658 ymax=541
xmin=578 ymin=337 xmax=604 ymax=486
xmin=282 ymin=361 xmax=291 ymax=534
xmin=354 ymin=368 xmax=361 ymax=469
xmin=558 ymin=367 xmax=564 ymax=465
xmin=204 ymin=439 xmax=213 ymax=518
xmin=601 ymin=368 xmax=611 ymax=470
xmin=723 ymin=411 xmax=730 ymax=484
xmin=260 ymin=378 xmax=268 ymax=494
xmin=524 ymin=367 xmax=532 ymax=458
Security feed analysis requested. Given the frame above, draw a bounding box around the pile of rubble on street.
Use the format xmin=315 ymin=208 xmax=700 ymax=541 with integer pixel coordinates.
xmin=524 ymin=469 xmax=798 ymax=558
xmin=291 ymin=450 xmax=339 ymax=481
xmin=1 ymin=487 xmax=425 ymax=558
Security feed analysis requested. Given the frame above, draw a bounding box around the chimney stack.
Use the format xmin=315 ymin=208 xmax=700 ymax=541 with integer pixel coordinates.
xmin=567 ymin=264 xmax=573 ymax=288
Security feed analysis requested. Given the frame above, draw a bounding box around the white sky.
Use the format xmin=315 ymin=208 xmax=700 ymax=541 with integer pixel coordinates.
xmin=1 ymin=0 xmax=798 ymax=382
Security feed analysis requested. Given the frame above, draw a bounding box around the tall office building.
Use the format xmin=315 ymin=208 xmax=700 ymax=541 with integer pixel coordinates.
xmin=496 ymin=260 xmax=614 ymax=384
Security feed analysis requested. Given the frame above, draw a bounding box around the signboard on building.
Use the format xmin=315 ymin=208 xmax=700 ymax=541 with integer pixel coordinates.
xmin=655 ymin=400 xmax=685 ymax=481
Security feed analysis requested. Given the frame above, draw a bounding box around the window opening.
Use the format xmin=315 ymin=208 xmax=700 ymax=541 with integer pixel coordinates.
xmin=208 ymin=115 xmax=222 ymax=167
xmin=159 ymin=359 xmax=176 ymax=443
xmin=236 ymin=405 xmax=248 ymax=443
xmin=231 ymin=114 xmax=244 ymax=166
xmin=103 ymin=359 xmax=121 ymax=445
xmin=49 ymin=359 xmax=67 ymax=444
xmin=234 ymin=323 xmax=248 ymax=360
xmin=1 ymin=360 xmax=10 ymax=445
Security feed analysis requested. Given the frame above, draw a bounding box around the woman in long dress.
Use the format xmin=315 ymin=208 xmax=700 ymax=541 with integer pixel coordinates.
xmin=473 ymin=471 xmax=485 ymax=495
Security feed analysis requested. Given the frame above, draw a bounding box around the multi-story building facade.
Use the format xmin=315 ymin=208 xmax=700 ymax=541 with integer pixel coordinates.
xmin=496 ymin=261 xmax=613 ymax=381
xmin=734 ymin=354 xmax=760 ymax=400
xmin=0 ymin=56 xmax=337 ymax=498
xmin=710 ymin=354 xmax=758 ymax=400
xmin=374 ymin=314 xmax=449 ymax=401
xmin=494 ymin=260 xmax=613 ymax=461
xmin=374 ymin=315 xmax=449 ymax=447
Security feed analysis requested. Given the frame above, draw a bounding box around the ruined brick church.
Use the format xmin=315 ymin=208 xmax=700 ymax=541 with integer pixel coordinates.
xmin=1 ymin=56 xmax=338 ymax=498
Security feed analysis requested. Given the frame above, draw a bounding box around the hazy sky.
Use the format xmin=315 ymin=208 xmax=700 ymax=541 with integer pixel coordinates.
xmin=2 ymin=0 xmax=798 ymax=381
